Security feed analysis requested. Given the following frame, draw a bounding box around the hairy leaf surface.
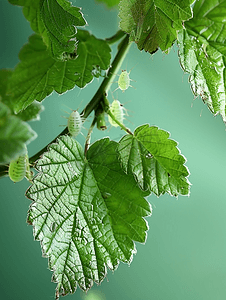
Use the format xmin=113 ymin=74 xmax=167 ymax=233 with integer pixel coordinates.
xmin=8 ymin=33 xmax=111 ymax=112
xmin=178 ymin=0 xmax=226 ymax=121
xmin=26 ymin=135 xmax=151 ymax=298
xmin=0 ymin=102 xmax=37 ymax=164
xmin=8 ymin=0 xmax=86 ymax=60
xmin=118 ymin=124 xmax=190 ymax=197
xmin=119 ymin=0 xmax=193 ymax=53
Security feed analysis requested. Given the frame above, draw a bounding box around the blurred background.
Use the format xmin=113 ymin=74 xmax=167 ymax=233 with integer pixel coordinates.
xmin=1 ymin=1 xmax=226 ymax=299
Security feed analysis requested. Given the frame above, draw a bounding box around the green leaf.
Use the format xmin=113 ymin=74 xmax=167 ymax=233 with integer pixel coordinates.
xmin=26 ymin=135 xmax=151 ymax=298
xmin=0 ymin=69 xmax=14 ymax=113
xmin=8 ymin=34 xmax=77 ymax=112
xmin=0 ymin=102 xmax=37 ymax=164
xmin=177 ymin=0 xmax=226 ymax=122
xmin=8 ymin=32 xmax=111 ymax=113
xmin=8 ymin=0 xmax=86 ymax=60
xmin=0 ymin=69 xmax=12 ymax=99
xmin=40 ymin=0 xmax=87 ymax=59
xmin=118 ymin=124 xmax=190 ymax=197
xmin=119 ymin=0 xmax=193 ymax=54
xmin=0 ymin=69 xmax=44 ymax=121
xmin=95 ymin=0 xmax=120 ymax=8
xmin=16 ymin=101 xmax=44 ymax=122
xmin=74 ymin=30 xmax=111 ymax=86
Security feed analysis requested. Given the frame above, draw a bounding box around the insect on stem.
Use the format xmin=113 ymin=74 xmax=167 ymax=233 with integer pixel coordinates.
xmin=103 ymin=94 xmax=133 ymax=135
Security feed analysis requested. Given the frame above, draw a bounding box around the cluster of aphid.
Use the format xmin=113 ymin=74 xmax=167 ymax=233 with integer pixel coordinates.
xmin=108 ymin=68 xmax=133 ymax=128
xmin=8 ymin=70 xmax=133 ymax=183
xmin=67 ymin=68 xmax=133 ymax=138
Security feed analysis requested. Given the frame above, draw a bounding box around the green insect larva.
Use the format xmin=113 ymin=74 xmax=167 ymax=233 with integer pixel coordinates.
xmin=114 ymin=68 xmax=135 ymax=93
xmin=108 ymin=99 xmax=126 ymax=127
xmin=67 ymin=110 xmax=83 ymax=137
xmin=9 ymin=154 xmax=28 ymax=183
xmin=118 ymin=70 xmax=131 ymax=91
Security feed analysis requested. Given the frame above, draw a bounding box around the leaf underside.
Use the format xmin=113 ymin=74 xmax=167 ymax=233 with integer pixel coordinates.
xmin=26 ymin=135 xmax=151 ymax=298
xmin=177 ymin=0 xmax=226 ymax=122
xmin=119 ymin=0 xmax=193 ymax=54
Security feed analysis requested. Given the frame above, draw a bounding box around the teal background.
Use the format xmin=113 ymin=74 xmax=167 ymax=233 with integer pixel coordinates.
xmin=1 ymin=1 xmax=226 ymax=300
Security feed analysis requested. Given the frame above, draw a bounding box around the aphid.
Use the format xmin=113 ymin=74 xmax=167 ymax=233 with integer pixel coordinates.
xmin=114 ymin=66 xmax=136 ymax=93
xmin=118 ymin=70 xmax=131 ymax=92
xmin=67 ymin=110 xmax=84 ymax=137
xmin=108 ymin=99 xmax=126 ymax=127
xmin=9 ymin=154 xmax=28 ymax=183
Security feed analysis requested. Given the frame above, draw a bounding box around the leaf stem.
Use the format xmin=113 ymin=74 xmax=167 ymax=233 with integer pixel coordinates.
xmin=84 ymin=118 xmax=96 ymax=156
xmin=105 ymin=30 xmax=126 ymax=45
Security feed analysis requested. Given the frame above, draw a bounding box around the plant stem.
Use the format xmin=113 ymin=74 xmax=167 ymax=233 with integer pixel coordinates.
xmin=82 ymin=34 xmax=131 ymax=119
xmin=31 ymin=34 xmax=131 ymax=159
xmin=84 ymin=118 xmax=96 ymax=156
xmin=105 ymin=30 xmax=126 ymax=45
